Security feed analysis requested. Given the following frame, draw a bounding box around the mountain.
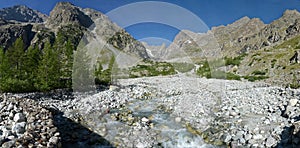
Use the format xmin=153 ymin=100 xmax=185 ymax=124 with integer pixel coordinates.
xmin=45 ymin=2 xmax=93 ymax=29
xmin=167 ymin=16 xmax=266 ymax=60
xmin=167 ymin=9 xmax=300 ymax=88
xmin=0 ymin=2 xmax=148 ymax=59
xmin=0 ymin=5 xmax=47 ymax=23
xmin=170 ymin=9 xmax=300 ymax=59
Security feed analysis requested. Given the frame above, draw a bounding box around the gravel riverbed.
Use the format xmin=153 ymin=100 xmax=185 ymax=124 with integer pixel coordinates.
xmin=1 ymin=74 xmax=300 ymax=147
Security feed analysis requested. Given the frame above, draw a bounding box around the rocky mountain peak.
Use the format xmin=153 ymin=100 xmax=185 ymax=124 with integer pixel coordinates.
xmin=0 ymin=5 xmax=47 ymax=23
xmin=46 ymin=2 xmax=94 ymax=29
xmin=283 ymin=9 xmax=300 ymax=17
xmin=230 ymin=16 xmax=251 ymax=27
xmin=276 ymin=9 xmax=300 ymax=25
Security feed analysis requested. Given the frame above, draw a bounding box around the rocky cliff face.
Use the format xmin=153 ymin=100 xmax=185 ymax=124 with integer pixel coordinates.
xmin=46 ymin=2 xmax=94 ymax=29
xmin=169 ymin=9 xmax=300 ymax=59
xmin=0 ymin=5 xmax=47 ymax=23
xmin=169 ymin=16 xmax=266 ymax=59
xmin=0 ymin=2 xmax=148 ymax=59
xmin=0 ymin=23 xmax=34 ymax=49
xmin=108 ymin=30 xmax=149 ymax=59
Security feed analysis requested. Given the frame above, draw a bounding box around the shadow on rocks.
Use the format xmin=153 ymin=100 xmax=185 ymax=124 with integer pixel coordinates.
xmin=48 ymin=108 xmax=115 ymax=148
xmin=275 ymin=115 xmax=300 ymax=148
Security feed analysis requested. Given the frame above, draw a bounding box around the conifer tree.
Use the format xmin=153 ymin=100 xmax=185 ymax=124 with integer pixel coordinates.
xmin=24 ymin=45 xmax=41 ymax=90
xmin=36 ymin=41 xmax=61 ymax=91
xmin=0 ymin=48 xmax=10 ymax=92
xmin=6 ymin=38 xmax=26 ymax=80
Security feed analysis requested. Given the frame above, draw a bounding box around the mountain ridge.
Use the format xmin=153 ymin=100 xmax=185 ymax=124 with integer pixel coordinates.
xmin=0 ymin=2 xmax=149 ymax=59
xmin=0 ymin=5 xmax=47 ymax=23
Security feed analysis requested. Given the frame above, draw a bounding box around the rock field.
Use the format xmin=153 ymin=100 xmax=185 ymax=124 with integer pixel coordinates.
xmin=1 ymin=74 xmax=300 ymax=147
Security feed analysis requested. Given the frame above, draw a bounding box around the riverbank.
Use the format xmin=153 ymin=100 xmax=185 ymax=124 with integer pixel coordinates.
xmin=1 ymin=75 xmax=300 ymax=147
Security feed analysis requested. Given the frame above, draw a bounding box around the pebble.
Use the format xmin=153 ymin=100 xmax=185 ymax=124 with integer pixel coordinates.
xmin=266 ymin=136 xmax=277 ymax=147
xmin=289 ymin=99 xmax=298 ymax=107
xmin=253 ymin=134 xmax=264 ymax=140
xmin=12 ymin=122 xmax=26 ymax=134
xmin=13 ymin=113 xmax=26 ymax=122
xmin=175 ymin=117 xmax=182 ymax=123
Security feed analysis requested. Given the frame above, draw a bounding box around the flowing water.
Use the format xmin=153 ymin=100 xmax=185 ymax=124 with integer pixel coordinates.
xmin=100 ymin=97 xmax=218 ymax=147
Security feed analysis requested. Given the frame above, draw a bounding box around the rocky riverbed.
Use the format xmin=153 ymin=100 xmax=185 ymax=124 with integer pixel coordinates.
xmin=1 ymin=74 xmax=300 ymax=147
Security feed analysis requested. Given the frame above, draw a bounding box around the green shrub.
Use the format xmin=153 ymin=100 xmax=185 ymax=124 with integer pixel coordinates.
xmin=243 ymin=75 xmax=268 ymax=82
xmin=197 ymin=60 xmax=211 ymax=78
xmin=252 ymin=70 xmax=267 ymax=75
xmin=225 ymin=54 xmax=247 ymax=66
xmin=271 ymin=59 xmax=277 ymax=68
xmin=129 ymin=61 xmax=176 ymax=78
xmin=172 ymin=63 xmax=195 ymax=73
xmin=226 ymin=72 xmax=242 ymax=80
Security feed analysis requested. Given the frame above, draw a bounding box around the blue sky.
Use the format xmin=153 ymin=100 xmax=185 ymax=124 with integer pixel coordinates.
xmin=1 ymin=0 xmax=300 ymax=45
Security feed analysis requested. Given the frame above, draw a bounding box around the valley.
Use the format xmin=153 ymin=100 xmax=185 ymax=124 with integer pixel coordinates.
xmin=0 ymin=1 xmax=300 ymax=148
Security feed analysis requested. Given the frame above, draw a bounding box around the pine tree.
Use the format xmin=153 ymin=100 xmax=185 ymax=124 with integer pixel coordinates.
xmin=35 ymin=41 xmax=61 ymax=91
xmin=2 ymin=38 xmax=33 ymax=92
xmin=0 ymin=48 xmax=10 ymax=92
xmin=24 ymin=45 xmax=41 ymax=90
xmin=6 ymin=38 xmax=26 ymax=80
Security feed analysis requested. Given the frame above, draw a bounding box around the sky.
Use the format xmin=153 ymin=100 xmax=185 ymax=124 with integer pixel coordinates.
xmin=1 ymin=0 xmax=300 ymax=45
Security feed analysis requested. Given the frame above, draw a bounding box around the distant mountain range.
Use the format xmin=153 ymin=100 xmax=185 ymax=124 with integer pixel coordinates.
xmin=0 ymin=2 xmax=300 ymax=87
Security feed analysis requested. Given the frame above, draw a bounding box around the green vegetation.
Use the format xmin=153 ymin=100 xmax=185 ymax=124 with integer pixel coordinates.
xmin=172 ymin=62 xmax=195 ymax=73
xmin=35 ymin=41 xmax=61 ymax=91
xmin=243 ymin=75 xmax=269 ymax=82
xmin=226 ymin=72 xmax=242 ymax=80
xmin=271 ymin=59 xmax=277 ymax=68
xmin=0 ymin=25 xmax=91 ymax=92
xmin=0 ymin=38 xmax=36 ymax=92
xmin=252 ymin=70 xmax=267 ymax=76
xmin=225 ymin=53 xmax=247 ymax=66
xmin=129 ymin=60 xmax=176 ymax=78
xmin=196 ymin=60 xmax=241 ymax=81
xmin=275 ymin=35 xmax=300 ymax=49
xmin=196 ymin=60 xmax=212 ymax=78
xmin=94 ymin=56 xmax=115 ymax=85
xmin=290 ymin=74 xmax=300 ymax=89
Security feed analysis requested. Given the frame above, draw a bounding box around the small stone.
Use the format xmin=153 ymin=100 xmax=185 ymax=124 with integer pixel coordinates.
xmin=141 ymin=117 xmax=149 ymax=123
xmin=54 ymin=132 xmax=60 ymax=137
xmin=2 ymin=128 xmax=12 ymax=138
xmin=14 ymin=113 xmax=26 ymax=122
xmin=289 ymin=99 xmax=298 ymax=107
xmin=7 ymin=103 xmax=13 ymax=111
xmin=2 ymin=141 xmax=15 ymax=148
xmin=253 ymin=134 xmax=263 ymax=140
xmin=9 ymin=112 xmax=14 ymax=119
xmin=264 ymin=119 xmax=271 ymax=125
xmin=49 ymin=137 xmax=59 ymax=144
xmin=230 ymin=111 xmax=238 ymax=116
xmin=175 ymin=117 xmax=181 ymax=123
xmin=239 ymin=138 xmax=246 ymax=144
xmin=245 ymin=134 xmax=252 ymax=141
xmin=12 ymin=122 xmax=26 ymax=134
xmin=224 ymin=135 xmax=232 ymax=143
xmin=266 ymin=136 xmax=277 ymax=147
xmin=7 ymin=135 xmax=15 ymax=140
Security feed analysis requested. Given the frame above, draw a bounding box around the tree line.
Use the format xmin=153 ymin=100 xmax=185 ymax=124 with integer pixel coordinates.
xmin=0 ymin=35 xmax=112 ymax=93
